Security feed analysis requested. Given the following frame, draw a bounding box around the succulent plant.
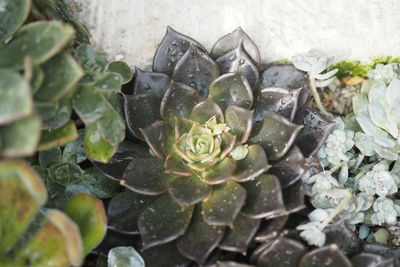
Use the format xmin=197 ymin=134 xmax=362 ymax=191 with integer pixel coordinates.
xmin=301 ymin=97 xmax=400 ymax=248
xmin=0 ymin=18 xmax=81 ymax=157
xmin=30 ymin=0 xmax=91 ymax=44
xmin=0 ymin=0 xmax=131 ymax=163
xmin=0 ymin=160 xmax=81 ymax=266
xmin=352 ymin=64 xmax=400 ymax=160
xmin=292 ymin=50 xmax=338 ymax=118
xmin=251 ymin=221 xmax=399 ymax=267
xmin=93 ymin=27 xmax=333 ymax=265
xmin=71 ymin=44 xmax=132 ymax=162
xmin=318 ymin=117 xmax=355 ymax=168
xmin=33 ymin=132 xmax=120 ymax=209
xmin=107 ymin=247 xmax=145 ymax=267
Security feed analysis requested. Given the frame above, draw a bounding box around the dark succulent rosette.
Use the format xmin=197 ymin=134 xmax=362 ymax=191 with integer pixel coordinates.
xmin=250 ymin=220 xmax=399 ymax=267
xmin=93 ymin=27 xmax=333 ymax=265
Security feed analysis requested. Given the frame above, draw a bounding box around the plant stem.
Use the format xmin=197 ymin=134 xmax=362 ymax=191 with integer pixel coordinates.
xmin=319 ymin=191 xmax=352 ymax=230
xmin=309 ymin=75 xmax=332 ymax=118
xmin=328 ymin=162 xmax=346 ymax=174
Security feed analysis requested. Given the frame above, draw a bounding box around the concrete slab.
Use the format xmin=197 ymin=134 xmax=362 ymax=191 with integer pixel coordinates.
xmin=74 ymin=0 xmax=400 ymax=68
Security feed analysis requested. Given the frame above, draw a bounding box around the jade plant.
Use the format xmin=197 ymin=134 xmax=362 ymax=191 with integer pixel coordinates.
xmin=0 ymin=160 xmax=101 ymax=266
xmin=93 ymin=27 xmax=333 ymax=265
xmin=0 ymin=0 xmax=131 ymax=163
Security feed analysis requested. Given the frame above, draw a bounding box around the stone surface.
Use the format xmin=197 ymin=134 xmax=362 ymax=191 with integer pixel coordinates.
xmin=74 ymin=0 xmax=400 ymax=68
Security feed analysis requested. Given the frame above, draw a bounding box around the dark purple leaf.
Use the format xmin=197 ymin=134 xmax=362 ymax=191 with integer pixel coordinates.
xmin=294 ymin=107 xmax=334 ymax=157
xmin=153 ymin=26 xmax=206 ymax=76
xmin=173 ymin=45 xmax=219 ymax=97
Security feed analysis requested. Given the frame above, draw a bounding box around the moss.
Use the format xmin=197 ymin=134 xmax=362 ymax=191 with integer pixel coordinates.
xmin=329 ymin=56 xmax=400 ymax=79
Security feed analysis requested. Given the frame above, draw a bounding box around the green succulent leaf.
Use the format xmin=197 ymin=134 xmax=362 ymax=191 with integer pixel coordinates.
xmin=108 ymin=191 xmax=156 ymax=234
xmin=62 ymin=129 xmax=87 ymax=164
xmin=96 ymin=104 xmax=125 ymax=146
xmin=38 ymin=120 xmax=78 ymax=151
xmin=225 ymin=105 xmax=253 ymax=144
xmin=84 ymin=122 xmax=117 ymax=163
xmin=123 ymin=157 xmax=174 ymax=195
xmin=168 ymin=175 xmax=212 ymax=207
xmin=172 ymin=45 xmax=220 ymax=97
xmin=108 ymin=247 xmax=145 ymax=267
xmin=0 ymin=0 xmax=30 ymax=43
xmin=95 ymin=72 xmax=123 ymax=92
xmin=153 ymin=26 xmax=206 ymax=76
xmin=63 ymin=193 xmax=107 ymax=255
xmin=258 ymin=64 xmax=310 ymax=105
xmin=39 ymin=147 xmax=62 ymax=168
xmin=72 ymin=86 xmax=107 ymax=124
xmin=108 ymin=61 xmax=133 ymax=84
xmin=215 ymin=43 xmax=259 ymax=88
xmin=230 ymin=145 xmax=249 ymax=161
xmin=241 ymin=174 xmax=286 ymax=219
xmin=250 ymin=113 xmax=303 ymax=161
xmin=202 ymin=181 xmax=246 ymax=226
xmin=256 ymin=237 xmax=307 ymax=267
xmin=91 ymin=140 xmax=150 ymax=180
xmin=160 ymin=82 xmax=201 ymax=122
xmin=75 ymin=45 xmax=108 ymax=70
xmin=299 ymin=245 xmax=352 ymax=267
xmin=124 ymin=94 xmax=161 ymax=140
xmin=219 ymin=212 xmax=260 ymax=253
xmin=138 ymin=194 xmax=194 ymax=248
xmin=31 ymin=0 xmax=90 ymax=44
xmin=211 ymin=27 xmax=261 ymax=64
xmin=133 ymin=68 xmax=170 ymax=98
xmin=0 ymin=161 xmax=47 ymax=256
xmin=35 ymin=52 xmax=84 ymax=102
xmin=31 ymin=64 xmax=45 ymax=93
xmin=48 ymin=162 xmax=82 ymax=186
xmin=253 ymin=87 xmax=301 ymax=122
xmin=191 ymin=99 xmax=224 ymax=124
xmin=0 ymin=21 xmax=74 ymax=70
xmin=0 ymin=115 xmax=41 ymax=157
xmin=233 ymin=144 xmax=270 ymax=182
xmin=35 ymin=101 xmax=58 ymax=121
xmin=15 ymin=209 xmax=83 ymax=267
xmin=41 ymin=97 xmax=73 ymax=130
xmin=209 ymin=73 xmax=253 ymax=111
xmin=0 ymin=70 xmax=32 ymax=125
xmin=177 ymin=206 xmax=224 ymax=264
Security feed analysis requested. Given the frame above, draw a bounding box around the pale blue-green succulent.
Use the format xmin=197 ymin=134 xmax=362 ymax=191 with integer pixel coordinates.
xmin=369 ymin=196 xmax=400 ymax=225
xmin=367 ymin=63 xmax=399 ymax=85
xmin=357 ymin=161 xmax=399 ymax=197
xmin=318 ymin=117 xmax=355 ymax=167
xmin=292 ymin=50 xmax=338 ymax=117
xmin=353 ymin=66 xmax=400 ymax=160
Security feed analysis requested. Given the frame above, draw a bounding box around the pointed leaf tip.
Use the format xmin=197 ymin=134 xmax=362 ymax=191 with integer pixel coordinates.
xmin=173 ymin=45 xmax=220 ymax=97
xmin=153 ymin=27 xmax=206 ymax=76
